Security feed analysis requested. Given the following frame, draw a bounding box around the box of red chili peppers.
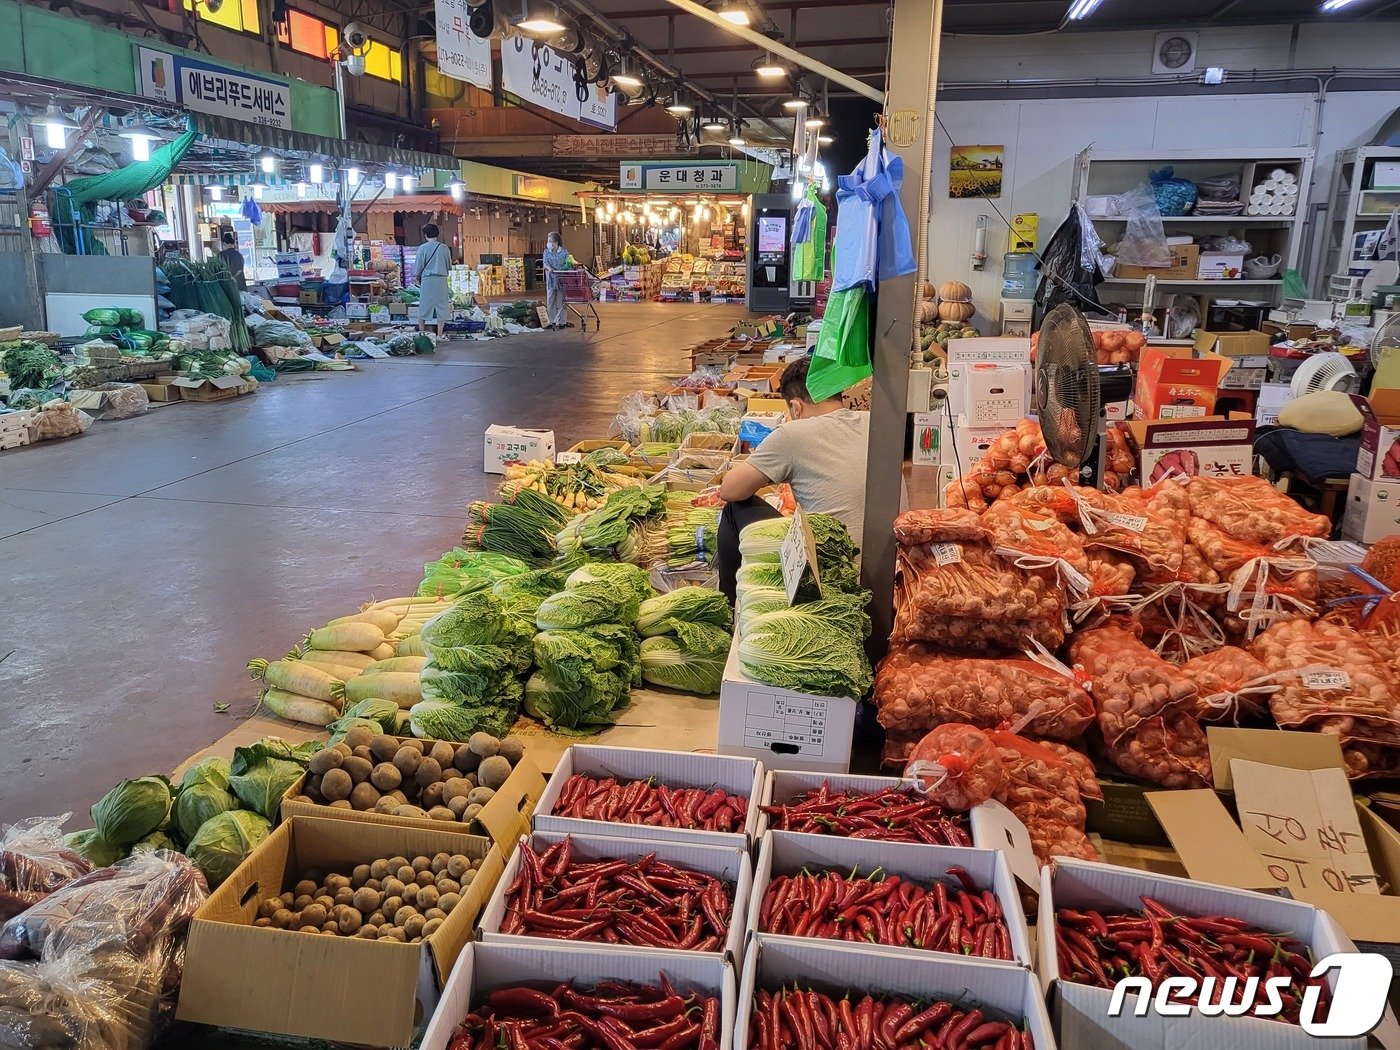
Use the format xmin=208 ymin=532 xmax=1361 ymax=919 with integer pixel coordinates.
xmin=1037 ymin=858 xmax=1364 ymax=1049
xmin=737 ymin=934 xmax=1055 ymax=1049
xmin=479 ymin=830 xmax=753 ymax=963
xmin=421 ymin=940 xmax=737 ymax=1050
xmin=533 ymin=745 xmax=764 ymax=850
xmin=746 ymin=831 xmax=1033 ymax=968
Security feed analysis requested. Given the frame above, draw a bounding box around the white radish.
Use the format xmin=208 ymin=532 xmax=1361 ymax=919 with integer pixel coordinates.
xmin=291 ymin=648 xmax=377 ymax=669
xmin=305 ymin=622 xmax=385 ymax=653
xmin=247 ymin=658 xmax=340 ymax=703
xmin=260 ymin=687 xmax=338 ymax=726
xmin=328 ymin=609 xmax=402 ymax=633
xmin=332 ymin=672 xmax=422 ymax=709
xmin=361 ymin=656 xmax=429 ymax=674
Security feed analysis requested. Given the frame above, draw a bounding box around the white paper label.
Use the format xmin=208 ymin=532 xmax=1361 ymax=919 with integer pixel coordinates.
xmin=1302 ymin=670 xmax=1350 ymax=690
xmin=554 ymin=452 xmax=583 ymax=465
xmin=781 ymin=507 xmax=810 ymax=603
xmin=932 ymin=542 xmax=963 ymax=566
xmin=1104 ymin=512 xmax=1148 ymax=533
xmin=742 ymin=690 xmax=830 ymax=756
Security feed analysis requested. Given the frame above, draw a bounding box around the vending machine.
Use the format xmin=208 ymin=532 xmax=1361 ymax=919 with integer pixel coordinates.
xmin=746 ymin=194 xmax=792 ymax=313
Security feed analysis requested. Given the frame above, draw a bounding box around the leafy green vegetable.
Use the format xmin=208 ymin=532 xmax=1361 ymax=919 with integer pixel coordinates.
xmin=636 ymin=587 xmax=733 ymax=637
xmin=173 ymin=759 xmax=240 ymax=841
xmin=2 ymin=342 xmax=63 ymax=390
xmin=739 ymin=592 xmax=872 ymax=640
xmin=640 ymin=624 xmax=730 ymax=694
xmin=186 ymin=810 xmax=271 ymax=886
xmin=523 ymin=670 xmax=629 ymax=735
xmin=421 ymin=591 xmax=534 ymax=674
xmin=131 ymin=830 xmax=179 ymax=854
xmin=737 ymin=608 xmax=873 ymax=700
xmin=328 ymin=697 xmax=402 ymax=739
xmin=534 ymin=624 xmax=640 ymax=690
xmin=228 ymin=743 xmax=309 ymax=821
xmin=409 ymin=694 xmax=518 ymax=740
xmin=566 ymin=562 xmax=656 ymax=609
xmin=735 ymin=562 xmax=786 ymax=595
xmin=418 ymin=549 xmax=529 ymax=598
xmin=63 ymin=828 xmax=124 ymax=867
xmin=91 ymin=776 xmax=172 ymax=846
xmin=555 ymin=485 xmax=668 ymax=566
xmin=736 ymin=513 xmax=863 ymax=594
xmin=492 ymin=567 xmax=569 ymax=620
xmin=536 ymin=581 xmax=634 ymax=631
xmin=737 ymin=517 xmax=791 ymax=561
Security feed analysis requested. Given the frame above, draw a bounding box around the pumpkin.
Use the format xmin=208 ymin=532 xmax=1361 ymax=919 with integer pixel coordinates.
xmin=917 ymin=300 xmax=940 ymax=323
xmin=939 ymin=280 xmax=972 ymax=303
xmin=920 ymin=281 xmax=937 ymax=300
xmin=938 ymin=300 xmax=975 ymax=322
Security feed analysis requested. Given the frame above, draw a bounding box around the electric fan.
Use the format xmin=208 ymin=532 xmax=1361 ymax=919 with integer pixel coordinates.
xmin=1034 ymin=303 xmax=1101 ymax=471
xmin=1290 ymin=351 xmax=1358 ymax=398
xmin=1370 ymin=311 xmax=1400 ymax=370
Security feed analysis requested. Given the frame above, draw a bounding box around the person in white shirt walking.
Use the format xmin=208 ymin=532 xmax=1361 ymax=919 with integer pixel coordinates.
xmin=415 ymin=223 xmax=452 ymax=339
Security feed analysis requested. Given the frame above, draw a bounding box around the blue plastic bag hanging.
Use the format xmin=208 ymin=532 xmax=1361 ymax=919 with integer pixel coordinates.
xmin=830 ymin=128 xmax=916 ymax=292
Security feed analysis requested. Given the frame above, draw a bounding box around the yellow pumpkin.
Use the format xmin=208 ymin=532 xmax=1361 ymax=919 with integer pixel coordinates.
xmin=938 ymin=300 xmax=975 ymax=322
xmin=920 ymin=281 xmax=937 ymax=300
xmin=917 ymin=300 xmax=940 ymax=323
xmin=939 ymin=280 xmax=972 ymax=302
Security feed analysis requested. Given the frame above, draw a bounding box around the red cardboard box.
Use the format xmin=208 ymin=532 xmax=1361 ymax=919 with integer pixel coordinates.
xmin=1121 ymin=413 xmax=1256 ymax=484
xmin=1134 ymin=345 xmax=1231 ymax=420
xmin=1354 ymin=394 xmax=1400 ymax=481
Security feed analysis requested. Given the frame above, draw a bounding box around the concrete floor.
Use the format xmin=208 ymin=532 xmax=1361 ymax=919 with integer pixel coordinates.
xmin=0 ymin=302 xmax=751 ymax=824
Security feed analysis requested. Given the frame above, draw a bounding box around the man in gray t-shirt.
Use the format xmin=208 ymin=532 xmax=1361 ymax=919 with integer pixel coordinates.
xmin=715 ymin=356 xmax=869 ymax=600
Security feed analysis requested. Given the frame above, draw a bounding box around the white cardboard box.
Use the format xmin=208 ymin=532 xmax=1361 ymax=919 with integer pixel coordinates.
xmin=945 ymin=336 xmax=1032 ymax=365
xmin=1037 ymin=858 xmax=1361 ymax=1050
xmin=1342 ymin=471 xmax=1400 ymax=545
xmin=947 ymin=362 xmax=1030 ymax=428
xmin=1255 ymin=382 xmax=1294 ymax=426
xmin=939 ymin=414 xmax=1003 ymax=474
xmin=479 ymin=831 xmax=752 ymax=962
xmin=484 ymin=424 xmax=555 ymax=474
xmin=748 ymin=831 xmax=1033 ymax=968
xmin=737 ymin=936 xmax=1056 ymax=1050
xmin=718 ymin=639 xmax=857 ymax=774
xmin=1198 ymin=251 xmax=1246 ymax=281
xmin=532 ymin=745 xmax=764 ymax=850
xmin=421 ymin=941 xmax=736 ymax=1050
xmin=1354 ymin=395 xmax=1400 ymax=481
xmin=1218 ymin=353 xmax=1271 ymax=391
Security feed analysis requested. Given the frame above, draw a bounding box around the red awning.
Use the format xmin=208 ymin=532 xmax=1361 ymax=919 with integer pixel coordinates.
xmin=261 ymin=199 xmax=338 ymax=215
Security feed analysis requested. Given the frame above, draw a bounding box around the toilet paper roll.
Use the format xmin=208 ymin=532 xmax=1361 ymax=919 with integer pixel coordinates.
xmin=1269 ymin=168 xmax=1290 ymax=181
xmin=1279 ymin=183 xmax=1299 ymax=196
xmin=1251 ymin=190 xmax=1269 ymax=202
xmin=1247 ymin=205 xmax=1262 ymax=215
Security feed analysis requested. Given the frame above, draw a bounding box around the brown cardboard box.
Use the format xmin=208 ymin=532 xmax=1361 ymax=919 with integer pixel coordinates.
xmin=1114 ymin=243 xmax=1200 ymax=281
xmin=171 ymin=375 xmax=244 ymax=402
xmin=298 ymin=289 xmax=320 ymax=305
xmin=1133 ymin=345 xmax=1231 ymax=419
xmin=1193 ymin=329 xmax=1272 ymax=358
xmin=139 ymin=379 xmax=181 ymax=402
xmin=177 ymin=815 xmax=505 ymax=1045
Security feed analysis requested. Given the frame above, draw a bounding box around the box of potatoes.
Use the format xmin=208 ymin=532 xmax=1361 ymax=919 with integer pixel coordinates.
xmin=279 ymin=728 xmax=545 ymax=846
xmin=177 ymin=814 xmax=505 ymax=1045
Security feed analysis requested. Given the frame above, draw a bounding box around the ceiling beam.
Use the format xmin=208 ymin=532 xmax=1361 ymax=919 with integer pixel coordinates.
xmin=637 ymin=35 xmax=889 ymax=56
xmin=1207 ymin=0 xmax=1249 ymax=18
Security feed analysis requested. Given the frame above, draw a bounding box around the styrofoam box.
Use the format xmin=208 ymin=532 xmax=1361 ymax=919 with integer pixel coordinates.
xmin=1038 ymin=858 xmax=1361 ymax=1050
xmin=757 ymin=769 xmax=995 ymax=844
xmin=421 ymin=940 xmax=737 ymax=1050
xmin=480 ymin=831 xmax=753 ymax=962
xmin=747 ymin=830 xmax=1033 ymax=968
xmin=737 ymin=935 xmax=1056 ymax=1050
xmin=532 ymin=745 xmax=764 ymax=850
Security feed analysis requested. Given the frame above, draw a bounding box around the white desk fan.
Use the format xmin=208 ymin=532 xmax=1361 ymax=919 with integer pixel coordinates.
xmin=1290 ymin=351 xmax=1358 ymax=397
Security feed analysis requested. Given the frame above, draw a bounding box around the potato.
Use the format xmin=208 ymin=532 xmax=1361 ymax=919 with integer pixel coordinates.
xmin=355 ymin=925 xmax=378 ymax=939
xmin=436 ymin=878 xmax=460 ymax=895
xmin=438 ymin=765 xmax=457 ymax=783
xmin=333 ymin=887 xmax=355 ymax=907
xmin=477 ymin=756 xmax=512 ymax=791
xmin=428 ymin=806 xmax=457 ymax=823
xmin=382 ymin=877 xmax=406 ymax=899
xmin=382 ymin=895 xmax=403 ymax=917
xmin=397 ymin=738 xmax=425 ymax=754
xmin=326 ymin=874 xmax=351 ymax=892
xmin=396 ymin=865 xmax=417 ymax=884
xmin=292 ymin=795 xmax=314 ymax=805
xmin=420 ymin=782 xmax=445 ymax=809
xmin=415 ymin=870 xmax=436 ymax=887
xmin=378 ymin=926 xmax=406 ymax=941
xmin=343 ymin=724 xmax=376 ymax=751
xmin=415 ymin=758 xmax=443 ymax=787
xmin=351 ymin=865 xmax=372 ymax=888
xmin=394 ymin=906 xmax=419 ymax=928
xmin=308 ymin=749 xmax=343 ymax=775
xmin=352 ymin=745 xmax=373 ymax=762
xmin=294 ymin=894 xmax=313 ymax=911
xmin=328 ymin=800 xmax=353 ymax=810
xmin=429 ymin=852 xmax=452 ymax=875
xmin=272 ymin=908 xmax=295 ymax=929
xmin=425 ymin=907 xmax=447 ymax=922
xmin=429 ymin=741 xmax=456 ymax=767
xmin=462 ymin=803 xmax=483 ymax=824
xmin=370 ymin=763 xmax=402 ymax=791
xmin=337 ymin=907 xmax=362 ymax=934
xmin=321 ymin=768 xmax=353 ymax=802
xmin=294 ymin=879 xmax=318 ymax=898
xmin=315 ymin=896 xmax=336 ymax=912
xmin=403 ymin=913 xmax=427 ymax=939
xmin=442 ymin=778 xmax=472 ymax=804
xmin=388 ymin=855 xmax=410 ymax=871
xmin=422 ymin=917 xmax=444 ymax=938
xmin=300 ymin=925 xmax=322 ymax=935
xmin=350 ymin=782 xmax=380 ymax=811
xmin=416 ymin=885 xmax=440 ymax=910
xmin=370 ymin=735 xmax=400 ymax=762
xmin=375 ymin=797 xmax=399 ymax=815
xmin=393 ymin=748 xmax=421 ymax=777
xmin=438 ymin=892 xmax=461 ymax=913
xmin=259 ymin=897 xmax=282 ymax=919
xmin=304 ymin=779 xmax=324 ymax=803
xmin=353 ymin=887 xmax=382 ymax=913
xmin=452 ymin=747 xmax=482 ymax=774
xmin=332 ymin=742 xmax=353 ymax=759
xmin=343 ymin=756 xmax=374 ymax=785
xmin=447 ymin=855 xmax=473 ymax=879
xmin=468 ymin=732 xmax=499 ymax=758
xmin=447 ymin=796 xmax=469 ymax=818
xmin=497 ymin=737 xmax=525 ymax=765
xmin=388 ymin=790 xmax=408 ymax=805
xmin=279 ymin=891 xmax=295 ymax=908
xmin=467 ymin=786 xmax=495 ymax=806
xmin=369 ymin=859 xmax=391 ymax=880
xmin=301 ymin=903 xmax=328 ymax=927
xmin=366 ymin=910 xmax=387 ymax=927
xmin=394 ymin=805 xmax=428 ymax=820
xmin=254 ymin=917 xmax=272 ymax=928
xmin=366 ymin=879 xmax=383 ymax=892
xmin=322 ymin=921 xmax=339 ymax=934
xmin=459 ymin=870 xmax=476 ymax=886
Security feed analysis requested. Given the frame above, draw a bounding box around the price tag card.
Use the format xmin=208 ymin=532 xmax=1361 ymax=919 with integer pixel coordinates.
xmin=1103 ymin=512 xmax=1148 ymax=533
xmin=554 ymin=452 xmax=583 ymax=465
xmin=780 ymin=505 xmax=822 ymax=604
xmin=1301 ymin=670 xmax=1350 ymax=690
xmin=931 ymin=542 xmax=963 ymax=566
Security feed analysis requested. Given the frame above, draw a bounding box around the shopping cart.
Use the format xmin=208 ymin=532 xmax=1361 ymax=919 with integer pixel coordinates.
xmin=557 ymin=267 xmax=602 ymax=331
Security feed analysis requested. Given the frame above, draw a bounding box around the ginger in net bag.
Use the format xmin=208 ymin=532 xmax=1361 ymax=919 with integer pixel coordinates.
xmin=892 ymin=508 xmax=989 ymax=546
xmin=1125 ymin=582 xmax=1229 ymax=662
xmin=1179 ymin=646 xmax=1273 ymax=723
xmin=874 ymin=644 xmax=1096 ymax=764
xmin=1184 ymin=475 xmax=1331 ymax=546
xmin=1102 ymin=712 xmax=1213 ymax=789
xmin=1035 ymin=741 xmax=1103 ymax=802
xmin=1069 ymin=620 xmax=1198 ymax=745
xmin=1075 ymin=484 xmax=1187 ymax=583
xmin=902 ymin=723 xmax=1006 ymax=811
xmin=0 ymin=817 xmax=91 ymax=923
xmin=988 ymin=731 xmax=1098 ymax=867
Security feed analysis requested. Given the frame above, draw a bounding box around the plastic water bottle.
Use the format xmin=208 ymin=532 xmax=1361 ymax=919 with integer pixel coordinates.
xmin=1001 ymin=252 xmax=1037 ymax=300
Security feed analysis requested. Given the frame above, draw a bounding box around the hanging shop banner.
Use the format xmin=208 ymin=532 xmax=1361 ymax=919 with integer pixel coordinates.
xmin=501 ymin=38 xmax=617 ymax=131
xmin=554 ymin=135 xmax=690 ymax=158
xmin=434 ymin=0 xmax=493 ymax=90
xmin=619 ymin=162 xmax=739 ymax=192
xmin=136 ymin=47 xmax=290 ymax=129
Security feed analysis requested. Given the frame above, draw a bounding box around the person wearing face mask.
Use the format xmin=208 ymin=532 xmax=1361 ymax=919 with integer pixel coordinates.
xmin=713 ymin=355 xmax=870 ymax=601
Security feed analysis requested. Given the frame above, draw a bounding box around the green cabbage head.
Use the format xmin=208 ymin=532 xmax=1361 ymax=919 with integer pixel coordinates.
xmin=91 ymin=776 xmax=173 ymax=846
xmin=186 ymin=810 xmax=271 ymax=886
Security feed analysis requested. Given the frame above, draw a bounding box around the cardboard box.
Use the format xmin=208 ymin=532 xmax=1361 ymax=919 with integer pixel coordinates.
xmin=742 ymin=395 xmax=788 ymax=416
xmin=1115 ymin=243 xmax=1200 ymax=281
xmin=937 ymin=414 xmax=1003 ymax=473
xmin=421 ymin=941 xmax=737 ymax=1050
xmin=1148 ymin=728 xmax=1400 ymax=968
xmin=1255 ymin=382 xmax=1294 ymax=426
xmin=749 ymin=831 xmax=1033 ymax=967
xmin=171 ymin=375 xmax=245 ymax=402
xmin=1373 ymin=160 xmax=1400 ymax=189
xmin=138 ymin=380 xmax=180 ymax=402
xmin=532 ymin=745 xmax=763 ymax=849
xmin=741 ymin=936 xmax=1055 ymax=1050
xmin=945 ymin=336 xmax=1031 ymax=365
xmin=947 ymin=362 xmax=1030 ymax=428
xmin=484 ymin=424 xmax=555 ymax=474
xmin=1198 ymin=250 xmax=1246 ymax=280
xmin=1341 ymin=471 xmax=1400 ymax=544
xmin=345 ymin=302 xmax=369 ymax=319
xmin=1194 ymin=329 xmax=1272 ymax=359
xmin=1354 ymin=395 xmax=1400 ymax=480
xmin=718 ymin=637 xmax=856 ymax=774
xmin=1134 ymin=346 xmax=1230 ymax=420
xmin=479 ymin=830 xmax=752 ymax=961
xmin=298 ymin=289 xmax=320 ymax=305
xmin=176 ymin=815 xmax=504 ymax=1045
xmin=1372 ymin=344 xmax=1400 ymax=419
xmin=1122 ymin=415 xmax=1256 ymax=484
xmin=1038 ymin=857 xmax=1365 ymax=1049
xmin=281 ymin=745 xmax=544 ymax=846
xmin=1217 ymin=354 xmax=1270 ymax=390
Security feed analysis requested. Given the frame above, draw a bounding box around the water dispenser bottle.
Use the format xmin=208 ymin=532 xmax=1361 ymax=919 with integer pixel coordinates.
xmin=1001 ymin=252 xmax=1037 ymax=300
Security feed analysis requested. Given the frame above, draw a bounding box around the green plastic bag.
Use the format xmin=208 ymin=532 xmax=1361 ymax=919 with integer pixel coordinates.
xmin=806 ymin=285 xmax=871 ymax=403
xmin=82 ymin=308 xmax=122 ymax=327
xmin=115 ymin=308 xmax=145 ymax=328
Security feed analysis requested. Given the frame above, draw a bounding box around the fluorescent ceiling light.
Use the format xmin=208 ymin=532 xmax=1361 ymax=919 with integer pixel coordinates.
xmin=514 ymin=2 xmax=566 ymax=34
xmin=260 ymin=154 xmax=276 ymax=173
xmin=610 ymin=61 xmax=643 ymax=90
xmin=1066 ymin=0 xmax=1103 ymax=18
xmin=401 ymin=174 xmax=417 ymax=193
xmin=129 ymin=134 xmax=152 ymax=161
xmin=754 ymin=54 xmax=785 ymax=78
xmin=804 ymin=111 xmax=825 ymax=129
xmin=309 ymin=162 xmax=325 ymax=183
xmin=346 ymin=167 xmax=362 ymax=187
xmin=817 ymin=133 xmax=834 ymax=145
xmin=666 ymin=100 xmax=693 ymax=116
xmin=449 ymin=178 xmax=465 ymax=201
xmin=782 ymin=95 xmax=807 ymax=112
xmin=702 ymin=112 xmax=727 ymax=131
xmin=1319 ymin=0 xmax=1362 ymax=9
xmin=384 ymin=171 xmax=398 ymax=190
xmin=251 ymin=183 xmax=264 ymax=199
xmin=207 ymin=185 xmax=223 ymax=201
xmin=717 ymin=2 xmax=750 ymax=25
xmin=728 ymin=132 xmax=746 ymax=147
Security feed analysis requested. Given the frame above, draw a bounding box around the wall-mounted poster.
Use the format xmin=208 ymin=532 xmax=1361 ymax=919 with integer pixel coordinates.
xmin=949 ymin=144 xmax=1004 ymax=199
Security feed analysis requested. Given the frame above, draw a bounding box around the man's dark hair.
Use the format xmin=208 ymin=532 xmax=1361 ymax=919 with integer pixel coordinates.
xmin=423 ymin=222 xmax=440 ymax=239
xmin=221 ymin=230 xmax=235 ymax=245
xmin=779 ymin=355 xmax=833 ymax=405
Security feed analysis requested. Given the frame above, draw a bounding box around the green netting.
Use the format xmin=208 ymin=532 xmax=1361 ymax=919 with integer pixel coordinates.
xmin=52 ymin=123 xmax=200 ymax=254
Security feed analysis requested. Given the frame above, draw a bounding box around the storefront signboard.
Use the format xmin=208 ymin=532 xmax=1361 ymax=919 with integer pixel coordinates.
xmin=501 ymin=38 xmax=617 ymax=130
xmin=435 ymin=0 xmax=493 ymax=90
xmin=136 ymin=47 xmax=290 ymax=129
xmin=619 ymin=162 xmax=739 ymax=192
xmin=554 ymin=135 xmax=689 ymax=157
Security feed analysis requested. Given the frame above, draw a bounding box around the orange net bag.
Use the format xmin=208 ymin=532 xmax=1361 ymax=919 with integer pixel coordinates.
xmin=1183 ymin=475 xmax=1331 ymax=546
xmin=902 ymin=723 xmax=1006 ymax=811
xmin=1068 ymin=621 xmax=1199 ymax=745
xmin=987 ymin=731 xmax=1098 ymax=867
xmin=1179 ymin=646 xmax=1273 ymax=723
xmin=1102 ymin=712 xmax=1213 ymax=789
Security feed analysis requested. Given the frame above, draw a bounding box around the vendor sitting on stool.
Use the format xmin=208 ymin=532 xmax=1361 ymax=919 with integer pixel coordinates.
xmin=715 ymin=356 xmax=870 ymax=602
